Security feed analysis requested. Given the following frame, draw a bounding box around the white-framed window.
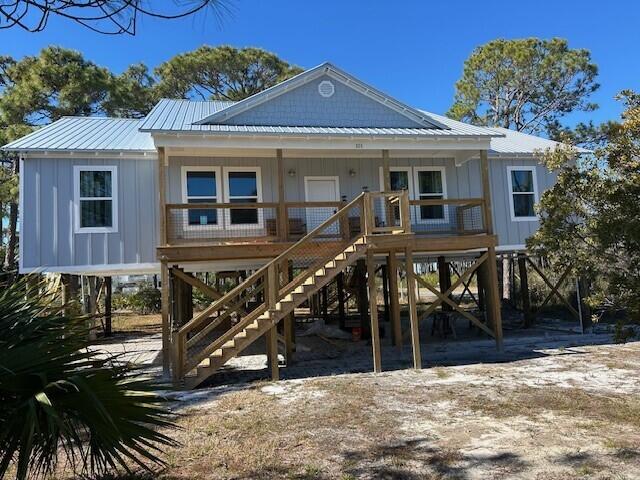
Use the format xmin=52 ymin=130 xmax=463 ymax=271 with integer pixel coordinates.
xmin=74 ymin=166 xmax=118 ymax=233
xmin=507 ymin=166 xmax=539 ymax=221
xmin=181 ymin=166 xmax=222 ymax=228
xmin=223 ymin=167 xmax=263 ymax=229
xmin=413 ymin=166 xmax=448 ymax=223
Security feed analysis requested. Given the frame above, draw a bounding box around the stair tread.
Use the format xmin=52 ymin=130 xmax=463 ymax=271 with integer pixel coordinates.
xmin=185 ymin=236 xmax=370 ymax=388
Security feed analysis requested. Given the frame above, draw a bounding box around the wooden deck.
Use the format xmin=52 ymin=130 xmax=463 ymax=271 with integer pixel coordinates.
xmin=157 ymin=232 xmax=497 ymax=263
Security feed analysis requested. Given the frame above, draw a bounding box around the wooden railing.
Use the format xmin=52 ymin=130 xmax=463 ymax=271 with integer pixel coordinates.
xmin=408 ymin=198 xmax=486 ymax=235
xmin=163 ymin=194 xmax=485 ymax=246
xmin=173 ymin=193 xmax=361 ymax=378
xmin=171 ymin=191 xmax=413 ymax=380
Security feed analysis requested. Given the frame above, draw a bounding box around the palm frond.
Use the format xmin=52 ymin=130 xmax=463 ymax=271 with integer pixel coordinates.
xmin=0 ymin=277 xmax=178 ymax=480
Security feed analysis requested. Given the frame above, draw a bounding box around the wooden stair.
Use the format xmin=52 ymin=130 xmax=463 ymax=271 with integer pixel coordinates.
xmin=184 ymin=236 xmax=368 ymax=388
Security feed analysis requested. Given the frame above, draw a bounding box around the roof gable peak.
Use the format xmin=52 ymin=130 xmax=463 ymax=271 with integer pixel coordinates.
xmin=193 ymin=62 xmax=450 ymax=130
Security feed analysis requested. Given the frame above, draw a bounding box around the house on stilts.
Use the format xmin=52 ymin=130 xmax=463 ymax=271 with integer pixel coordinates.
xmin=2 ymin=62 xmax=580 ymax=388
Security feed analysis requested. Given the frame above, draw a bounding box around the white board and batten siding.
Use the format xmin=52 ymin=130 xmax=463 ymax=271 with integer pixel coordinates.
xmin=20 ymin=156 xmax=159 ymax=274
xmin=171 ymin=155 xmax=557 ymax=249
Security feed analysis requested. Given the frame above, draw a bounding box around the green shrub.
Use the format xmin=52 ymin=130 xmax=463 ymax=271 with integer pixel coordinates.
xmin=128 ymin=285 xmax=161 ymax=314
xmin=614 ymin=319 xmax=637 ymax=344
xmin=0 ymin=278 xmax=176 ymax=479
xmin=111 ymin=292 xmax=130 ymax=311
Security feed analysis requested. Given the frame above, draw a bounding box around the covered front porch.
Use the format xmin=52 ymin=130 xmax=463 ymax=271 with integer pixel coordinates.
xmin=156 ymin=146 xmax=497 ymax=263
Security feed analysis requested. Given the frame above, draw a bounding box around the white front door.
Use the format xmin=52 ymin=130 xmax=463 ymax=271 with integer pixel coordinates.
xmin=304 ymin=176 xmax=340 ymax=232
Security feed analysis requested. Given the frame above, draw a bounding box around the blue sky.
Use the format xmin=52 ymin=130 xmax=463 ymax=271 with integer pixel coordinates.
xmin=3 ymin=0 xmax=640 ymax=129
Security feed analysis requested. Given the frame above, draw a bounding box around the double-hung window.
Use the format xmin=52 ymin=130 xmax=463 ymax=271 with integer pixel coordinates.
xmin=74 ymin=166 xmax=117 ymax=233
xmin=507 ymin=166 xmax=538 ymax=221
xmin=224 ymin=167 xmax=263 ymax=228
xmin=182 ymin=167 xmax=221 ymax=227
xmin=414 ymin=166 xmax=447 ymax=222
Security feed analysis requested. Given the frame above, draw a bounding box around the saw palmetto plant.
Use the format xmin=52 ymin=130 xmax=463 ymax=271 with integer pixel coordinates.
xmin=0 ymin=278 xmax=177 ymax=480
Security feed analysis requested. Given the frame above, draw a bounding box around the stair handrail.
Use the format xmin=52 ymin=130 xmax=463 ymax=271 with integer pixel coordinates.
xmin=174 ymin=192 xmax=368 ymax=378
xmin=177 ymin=192 xmax=367 ymax=336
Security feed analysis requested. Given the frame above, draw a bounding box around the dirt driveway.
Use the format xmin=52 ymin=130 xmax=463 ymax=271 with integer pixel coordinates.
xmin=163 ymin=336 xmax=640 ymax=480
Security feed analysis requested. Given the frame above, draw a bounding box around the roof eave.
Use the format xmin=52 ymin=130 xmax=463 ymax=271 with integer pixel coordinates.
xmin=146 ymin=129 xmax=499 ymax=139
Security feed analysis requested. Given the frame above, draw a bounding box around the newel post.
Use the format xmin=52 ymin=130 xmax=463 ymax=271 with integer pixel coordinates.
xmin=267 ymin=263 xmax=278 ymax=310
xmin=362 ymin=192 xmax=374 ymax=235
xmin=400 ymin=190 xmax=411 ymax=233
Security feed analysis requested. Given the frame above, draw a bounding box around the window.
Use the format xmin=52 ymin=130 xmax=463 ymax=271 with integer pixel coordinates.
xmin=74 ymin=166 xmax=117 ymax=233
xmin=181 ymin=167 xmax=221 ymax=227
xmin=414 ymin=166 xmax=447 ymax=222
xmin=507 ymin=166 xmax=538 ymax=221
xmin=224 ymin=167 xmax=263 ymax=227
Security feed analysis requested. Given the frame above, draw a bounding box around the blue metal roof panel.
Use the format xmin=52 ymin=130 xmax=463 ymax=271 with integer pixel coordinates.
xmin=1 ymin=117 xmax=155 ymax=152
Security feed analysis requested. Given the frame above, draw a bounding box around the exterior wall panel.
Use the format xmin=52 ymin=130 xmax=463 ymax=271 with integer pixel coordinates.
xmin=20 ymin=152 xmax=559 ymax=274
xmin=489 ymin=157 xmax=558 ymax=247
xmin=20 ymin=156 xmax=158 ymax=272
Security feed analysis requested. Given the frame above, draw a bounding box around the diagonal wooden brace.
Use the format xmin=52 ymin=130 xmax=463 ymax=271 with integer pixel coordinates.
xmin=526 ymin=260 xmax=580 ymax=321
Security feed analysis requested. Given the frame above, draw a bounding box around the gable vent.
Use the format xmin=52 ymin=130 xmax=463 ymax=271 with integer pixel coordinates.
xmin=318 ymin=80 xmax=335 ymax=98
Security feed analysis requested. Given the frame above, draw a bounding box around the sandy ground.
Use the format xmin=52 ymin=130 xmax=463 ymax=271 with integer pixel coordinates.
xmin=89 ymin=313 xmax=640 ymax=479
xmin=156 ymin=336 xmax=640 ymax=480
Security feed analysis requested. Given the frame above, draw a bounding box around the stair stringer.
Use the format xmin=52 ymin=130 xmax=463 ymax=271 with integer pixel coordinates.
xmin=185 ymin=238 xmax=369 ymax=388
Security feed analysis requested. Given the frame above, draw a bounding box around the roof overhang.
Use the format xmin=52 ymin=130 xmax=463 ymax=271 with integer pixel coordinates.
xmin=13 ymin=149 xmax=157 ymax=159
xmin=152 ymin=132 xmax=493 ymax=152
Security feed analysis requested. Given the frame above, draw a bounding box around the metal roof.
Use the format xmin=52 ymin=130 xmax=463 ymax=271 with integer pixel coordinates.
xmin=487 ymin=127 xmax=591 ymax=155
xmin=138 ymin=99 xmax=499 ymax=137
xmin=1 ymin=110 xmax=586 ymax=156
xmin=138 ymin=98 xmax=234 ymax=132
xmin=1 ymin=117 xmax=154 ymax=152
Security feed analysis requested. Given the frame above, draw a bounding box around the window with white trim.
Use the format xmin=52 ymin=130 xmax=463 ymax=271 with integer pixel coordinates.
xmin=507 ymin=166 xmax=538 ymax=221
xmin=224 ymin=167 xmax=262 ymax=227
xmin=74 ymin=166 xmax=117 ymax=232
xmin=182 ymin=167 xmax=221 ymax=226
xmin=414 ymin=166 xmax=447 ymax=221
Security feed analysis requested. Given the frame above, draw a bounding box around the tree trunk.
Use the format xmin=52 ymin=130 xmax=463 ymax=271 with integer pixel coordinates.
xmin=578 ymin=277 xmax=593 ymax=333
xmin=4 ymin=158 xmax=19 ymax=275
xmin=502 ymin=255 xmax=511 ymax=301
xmin=518 ymin=256 xmax=533 ymax=328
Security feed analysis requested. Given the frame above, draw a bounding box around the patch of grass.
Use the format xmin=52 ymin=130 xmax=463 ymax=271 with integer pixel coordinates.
xmin=301 ymin=465 xmax=322 ymax=478
xmin=433 ymin=367 xmax=452 ymax=379
xmin=111 ymin=313 xmax=161 ymax=334
xmin=429 ymin=447 xmax=463 ymax=467
xmin=574 ymin=461 xmax=605 ymax=476
xmin=603 ymin=438 xmax=640 ymax=460
xmin=457 ymin=386 xmax=640 ymax=429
